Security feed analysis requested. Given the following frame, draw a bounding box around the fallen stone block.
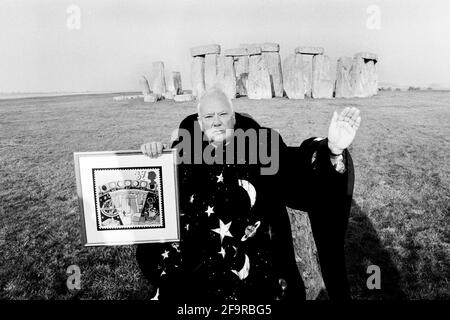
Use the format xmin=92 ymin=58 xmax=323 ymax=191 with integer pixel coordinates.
xmin=113 ymin=95 xmax=143 ymax=101
xmin=174 ymin=93 xmax=194 ymax=102
xmin=162 ymin=91 xmax=174 ymax=100
xmin=144 ymin=94 xmax=160 ymax=103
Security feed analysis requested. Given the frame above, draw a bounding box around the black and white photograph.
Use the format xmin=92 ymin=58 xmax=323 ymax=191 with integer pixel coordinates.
xmin=0 ymin=0 xmax=448 ymax=311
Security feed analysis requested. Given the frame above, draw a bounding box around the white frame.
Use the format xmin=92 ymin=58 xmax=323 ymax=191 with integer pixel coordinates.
xmin=74 ymin=149 xmax=180 ymax=246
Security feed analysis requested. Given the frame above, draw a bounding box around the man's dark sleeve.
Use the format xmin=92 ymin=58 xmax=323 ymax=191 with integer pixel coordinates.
xmin=279 ymin=136 xmax=354 ymax=300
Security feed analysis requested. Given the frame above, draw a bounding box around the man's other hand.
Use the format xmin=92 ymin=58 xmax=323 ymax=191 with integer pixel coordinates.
xmin=140 ymin=142 xmax=167 ymax=158
xmin=327 ymin=107 xmax=361 ymax=155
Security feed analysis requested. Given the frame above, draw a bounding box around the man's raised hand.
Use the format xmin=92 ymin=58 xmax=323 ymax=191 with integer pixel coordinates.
xmin=140 ymin=142 xmax=167 ymax=158
xmin=327 ymin=107 xmax=361 ymax=155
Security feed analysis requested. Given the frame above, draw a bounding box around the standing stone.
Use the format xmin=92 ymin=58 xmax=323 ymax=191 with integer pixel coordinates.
xmin=302 ymin=56 xmax=313 ymax=98
xmin=262 ymin=52 xmax=283 ymax=97
xmin=282 ymin=54 xmax=304 ymax=99
xmin=235 ymin=56 xmax=249 ymax=96
xmin=335 ymin=57 xmax=354 ymax=98
xmin=234 ymin=55 xmax=249 ymax=75
xmin=167 ymin=71 xmax=182 ymax=95
xmin=139 ymin=76 xmax=151 ymax=96
xmin=350 ymin=57 xmax=369 ymax=97
xmin=349 ymin=53 xmax=378 ymax=97
xmin=247 ymin=54 xmax=272 ymax=99
xmin=205 ymin=54 xmax=219 ymax=90
xmin=366 ymin=60 xmax=378 ymax=96
xmin=217 ymin=55 xmax=236 ymax=100
xmin=191 ymin=56 xmax=206 ymax=99
xmin=312 ymin=55 xmax=333 ymax=98
xmin=150 ymin=61 xmax=166 ymax=97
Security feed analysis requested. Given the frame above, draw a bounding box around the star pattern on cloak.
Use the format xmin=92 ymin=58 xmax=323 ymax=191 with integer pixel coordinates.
xmin=162 ymin=250 xmax=169 ymax=259
xmin=216 ymin=172 xmax=224 ymax=183
xmin=205 ymin=205 xmax=214 ymax=217
xmin=212 ymin=219 xmax=233 ymax=243
xmin=218 ymin=247 xmax=226 ymax=258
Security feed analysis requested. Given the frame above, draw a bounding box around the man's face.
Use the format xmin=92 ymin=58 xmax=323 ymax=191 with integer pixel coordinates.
xmin=198 ymin=95 xmax=235 ymax=145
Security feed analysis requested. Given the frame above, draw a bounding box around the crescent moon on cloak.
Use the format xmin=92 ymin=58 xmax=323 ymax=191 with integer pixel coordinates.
xmin=238 ymin=179 xmax=256 ymax=208
xmin=231 ymin=254 xmax=250 ymax=280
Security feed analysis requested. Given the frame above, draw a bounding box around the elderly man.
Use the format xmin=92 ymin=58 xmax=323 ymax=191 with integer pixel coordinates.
xmin=137 ymin=88 xmax=360 ymax=301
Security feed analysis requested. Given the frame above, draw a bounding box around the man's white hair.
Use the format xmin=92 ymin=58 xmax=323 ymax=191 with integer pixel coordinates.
xmin=197 ymin=87 xmax=234 ymax=115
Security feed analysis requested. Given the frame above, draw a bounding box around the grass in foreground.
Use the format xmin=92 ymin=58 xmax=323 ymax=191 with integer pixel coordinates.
xmin=0 ymin=91 xmax=448 ymax=299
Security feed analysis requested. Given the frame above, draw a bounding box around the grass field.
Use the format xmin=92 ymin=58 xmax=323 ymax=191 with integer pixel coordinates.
xmin=0 ymin=91 xmax=448 ymax=300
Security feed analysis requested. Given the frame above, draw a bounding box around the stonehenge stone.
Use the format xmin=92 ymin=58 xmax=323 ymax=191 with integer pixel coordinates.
xmin=350 ymin=57 xmax=370 ymax=97
xmin=366 ymin=59 xmax=378 ymax=96
xmin=302 ymin=56 xmax=313 ymax=98
xmin=240 ymin=43 xmax=280 ymax=52
xmin=174 ymin=93 xmax=194 ymax=102
xmin=312 ymin=55 xmax=333 ymax=99
xmin=247 ymin=54 xmax=272 ymax=99
xmin=354 ymin=52 xmax=378 ymax=61
xmin=144 ymin=93 xmax=159 ymax=103
xmin=205 ymin=54 xmax=219 ymax=90
xmin=246 ymin=47 xmax=262 ymax=56
xmin=191 ymin=56 xmax=206 ymax=99
xmin=234 ymin=56 xmax=249 ymax=96
xmin=349 ymin=52 xmax=378 ymax=97
xmin=150 ymin=61 xmax=166 ymax=97
xmin=262 ymin=51 xmax=283 ymax=97
xmin=282 ymin=54 xmax=305 ymax=99
xmin=224 ymin=48 xmax=249 ymax=56
xmin=335 ymin=57 xmax=354 ymax=98
xmin=217 ymin=55 xmax=237 ymax=100
xmin=167 ymin=71 xmax=182 ymax=95
xmin=162 ymin=91 xmax=174 ymax=100
xmin=190 ymin=44 xmax=221 ymax=57
xmin=235 ymin=55 xmax=249 ymax=76
xmin=295 ymin=47 xmax=324 ymax=55
xmin=139 ymin=76 xmax=151 ymax=96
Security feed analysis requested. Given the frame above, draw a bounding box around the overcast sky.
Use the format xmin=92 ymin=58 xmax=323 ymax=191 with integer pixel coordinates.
xmin=0 ymin=0 xmax=449 ymax=93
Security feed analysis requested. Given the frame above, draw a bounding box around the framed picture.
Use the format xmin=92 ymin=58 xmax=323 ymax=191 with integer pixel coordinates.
xmin=74 ymin=149 xmax=180 ymax=246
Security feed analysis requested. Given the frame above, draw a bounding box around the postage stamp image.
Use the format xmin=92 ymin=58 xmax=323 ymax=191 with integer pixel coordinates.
xmin=92 ymin=167 xmax=165 ymax=230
